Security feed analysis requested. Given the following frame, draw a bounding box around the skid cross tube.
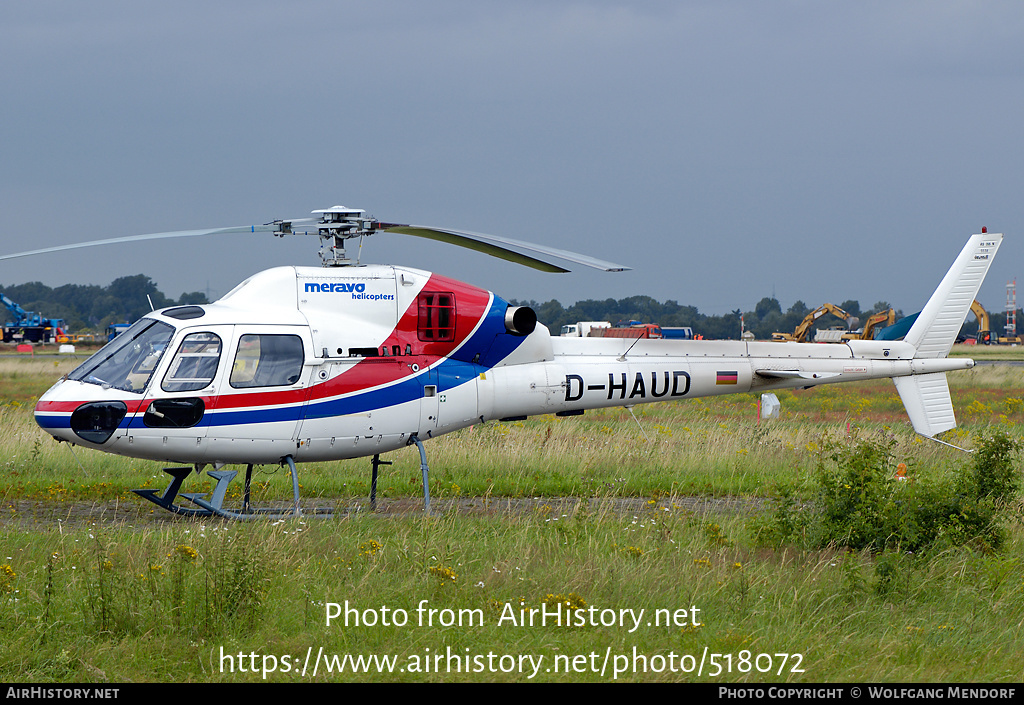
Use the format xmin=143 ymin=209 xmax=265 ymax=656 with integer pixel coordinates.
xmin=132 ymin=466 xmax=212 ymax=517
xmin=370 ymin=453 xmax=392 ymax=511
xmin=409 ymin=435 xmax=431 ymax=514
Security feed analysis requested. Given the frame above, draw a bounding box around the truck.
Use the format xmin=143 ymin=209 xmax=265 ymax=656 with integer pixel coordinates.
xmin=1 ymin=292 xmax=66 ymax=344
xmin=560 ymin=321 xmax=611 ymax=337
xmin=106 ymin=323 xmax=132 ymax=342
xmin=590 ymin=323 xmax=663 ymax=339
xmin=661 ymin=326 xmax=694 ymax=340
xmin=560 ymin=320 xmax=666 ymax=339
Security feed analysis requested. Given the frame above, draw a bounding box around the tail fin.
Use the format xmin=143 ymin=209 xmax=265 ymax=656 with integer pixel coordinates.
xmin=895 ymin=232 xmax=1002 ymax=437
xmin=904 ymin=233 xmax=1003 ymax=358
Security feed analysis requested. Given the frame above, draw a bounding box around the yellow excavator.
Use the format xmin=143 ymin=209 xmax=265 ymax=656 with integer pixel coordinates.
xmin=772 ymin=305 xmax=896 ymax=343
xmin=771 ymin=304 xmax=853 ymax=342
xmin=967 ymin=299 xmax=1021 ymax=344
xmin=970 ymin=300 xmax=993 ymax=344
xmin=842 ymin=308 xmax=896 ymax=341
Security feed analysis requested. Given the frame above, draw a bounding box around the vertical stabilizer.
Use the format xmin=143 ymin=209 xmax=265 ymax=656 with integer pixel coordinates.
xmin=896 ymin=232 xmax=1001 ymax=438
xmin=904 ymin=233 xmax=1002 ymax=358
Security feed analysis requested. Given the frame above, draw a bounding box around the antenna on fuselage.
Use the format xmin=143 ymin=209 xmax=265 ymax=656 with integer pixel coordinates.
xmin=618 ymin=335 xmax=643 ymax=361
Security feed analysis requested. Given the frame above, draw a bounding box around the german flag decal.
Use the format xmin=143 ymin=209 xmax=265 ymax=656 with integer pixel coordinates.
xmin=716 ymin=370 xmax=738 ymax=385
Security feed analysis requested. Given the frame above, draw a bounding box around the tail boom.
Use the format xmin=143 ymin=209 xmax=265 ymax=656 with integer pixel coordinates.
xmin=500 ymin=233 xmax=999 ymax=439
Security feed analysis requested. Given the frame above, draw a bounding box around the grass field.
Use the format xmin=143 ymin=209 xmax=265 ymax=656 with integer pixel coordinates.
xmin=949 ymin=343 xmax=1024 ymax=360
xmin=1 ymin=353 xmax=1022 ymax=683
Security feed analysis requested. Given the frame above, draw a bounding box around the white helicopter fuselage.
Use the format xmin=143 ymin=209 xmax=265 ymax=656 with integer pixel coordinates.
xmin=33 ymin=232 xmax=998 ymax=465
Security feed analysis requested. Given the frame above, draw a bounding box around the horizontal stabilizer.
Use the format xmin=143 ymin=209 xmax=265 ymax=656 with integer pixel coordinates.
xmin=754 ymin=369 xmax=841 ymax=381
xmin=893 ymin=372 xmax=956 ymax=437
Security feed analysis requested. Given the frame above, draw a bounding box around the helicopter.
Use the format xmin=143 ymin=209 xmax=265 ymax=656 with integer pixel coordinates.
xmin=0 ymin=207 xmax=1002 ymax=519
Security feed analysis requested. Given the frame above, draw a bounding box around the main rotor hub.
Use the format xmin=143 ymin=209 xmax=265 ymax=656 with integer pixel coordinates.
xmin=311 ymin=206 xmax=380 ymax=267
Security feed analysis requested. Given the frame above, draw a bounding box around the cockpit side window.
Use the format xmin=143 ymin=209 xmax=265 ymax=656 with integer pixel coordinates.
xmin=162 ymin=332 xmax=222 ymax=392
xmin=68 ymin=319 xmax=174 ymax=394
xmin=229 ymin=334 xmax=304 ymax=388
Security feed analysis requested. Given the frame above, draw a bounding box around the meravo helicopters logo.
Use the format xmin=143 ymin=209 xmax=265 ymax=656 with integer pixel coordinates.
xmin=303 ymin=282 xmax=395 ymax=301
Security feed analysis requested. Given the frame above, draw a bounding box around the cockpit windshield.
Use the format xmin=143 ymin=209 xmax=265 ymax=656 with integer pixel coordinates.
xmin=68 ymin=319 xmax=174 ymax=394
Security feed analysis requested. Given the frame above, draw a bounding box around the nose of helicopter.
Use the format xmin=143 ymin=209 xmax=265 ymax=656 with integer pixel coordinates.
xmin=35 ymin=378 xmax=131 ymax=447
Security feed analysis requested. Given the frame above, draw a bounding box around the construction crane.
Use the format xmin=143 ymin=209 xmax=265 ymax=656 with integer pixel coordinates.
xmin=1 ymin=292 xmax=66 ymax=344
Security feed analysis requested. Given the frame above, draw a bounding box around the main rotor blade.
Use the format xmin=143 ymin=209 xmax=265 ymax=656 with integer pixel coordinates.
xmin=382 ymin=225 xmax=631 ymax=273
xmin=0 ymin=222 xmax=306 ymax=262
xmin=0 ymin=215 xmax=631 ymax=274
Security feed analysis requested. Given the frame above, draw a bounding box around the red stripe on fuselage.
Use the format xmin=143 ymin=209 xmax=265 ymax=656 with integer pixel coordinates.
xmin=35 ymin=399 xmax=149 ymax=414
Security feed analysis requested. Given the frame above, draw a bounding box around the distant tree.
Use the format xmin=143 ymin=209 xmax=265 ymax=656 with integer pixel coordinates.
xmin=107 ymin=275 xmax=172 ymax=322
xmin=753 ymin=310 xmax=787 ymax=339
xmin=787 ymin=300 xmax=810 ymax=317
xmin=838 ymin=300 xmax=861 ymax=318
xmin=754 ymin=297 xmax=782 ymax=320
xmin=696 ymin=309 xmax=739 ymax=340
xmin=177 ymin=291 xmax=210 ymax=305
xmin=2 ymin=281 xmax=51 ymax=304
xmin=533 ymin=300 xmax=567 ymax=331
xmin=866 ymin=301 xmax=893 ymax=316
xmin=90 ymin=295 xmax=125 ymax=327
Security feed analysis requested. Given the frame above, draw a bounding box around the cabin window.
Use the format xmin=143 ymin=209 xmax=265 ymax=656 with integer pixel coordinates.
xmin=162 ymin=332 xmax=222 ymax=392
xmin=230 ymin=334 xmax=304 ymax=388
xmin=417 ymin=292 xmax=456 ymax=342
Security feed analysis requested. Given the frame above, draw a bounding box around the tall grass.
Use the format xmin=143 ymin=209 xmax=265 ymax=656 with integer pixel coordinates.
xmin=2 ymin=357 xmax=1023 ymax=682
xmin=2 ymin=503 xmax=1022 ymax=682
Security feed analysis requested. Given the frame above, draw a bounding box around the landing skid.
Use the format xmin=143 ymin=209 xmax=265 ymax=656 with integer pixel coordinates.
xmin=132 ymin=456 xmax=332 ymax=520
xmin=134 ymin=437 xmax=435 ymax=519
xmin=132 ymin=466 xmax=213 ymax=518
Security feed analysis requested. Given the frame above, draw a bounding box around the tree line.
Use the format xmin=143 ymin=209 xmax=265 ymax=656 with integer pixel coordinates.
xmin=512 ymin=295 xmax=907 ymax=340
xmin=0 ymin=273 xmax=1009 ymax=340
xmin=0 ymin=275 xmax=207 ymax=332
xmin=513 ymin=295 xmax=1013 ymax=341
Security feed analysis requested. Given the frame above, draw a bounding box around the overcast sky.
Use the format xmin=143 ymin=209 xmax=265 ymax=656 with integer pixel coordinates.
xmin=2 ymin=1 xmax=1023 ymax=320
